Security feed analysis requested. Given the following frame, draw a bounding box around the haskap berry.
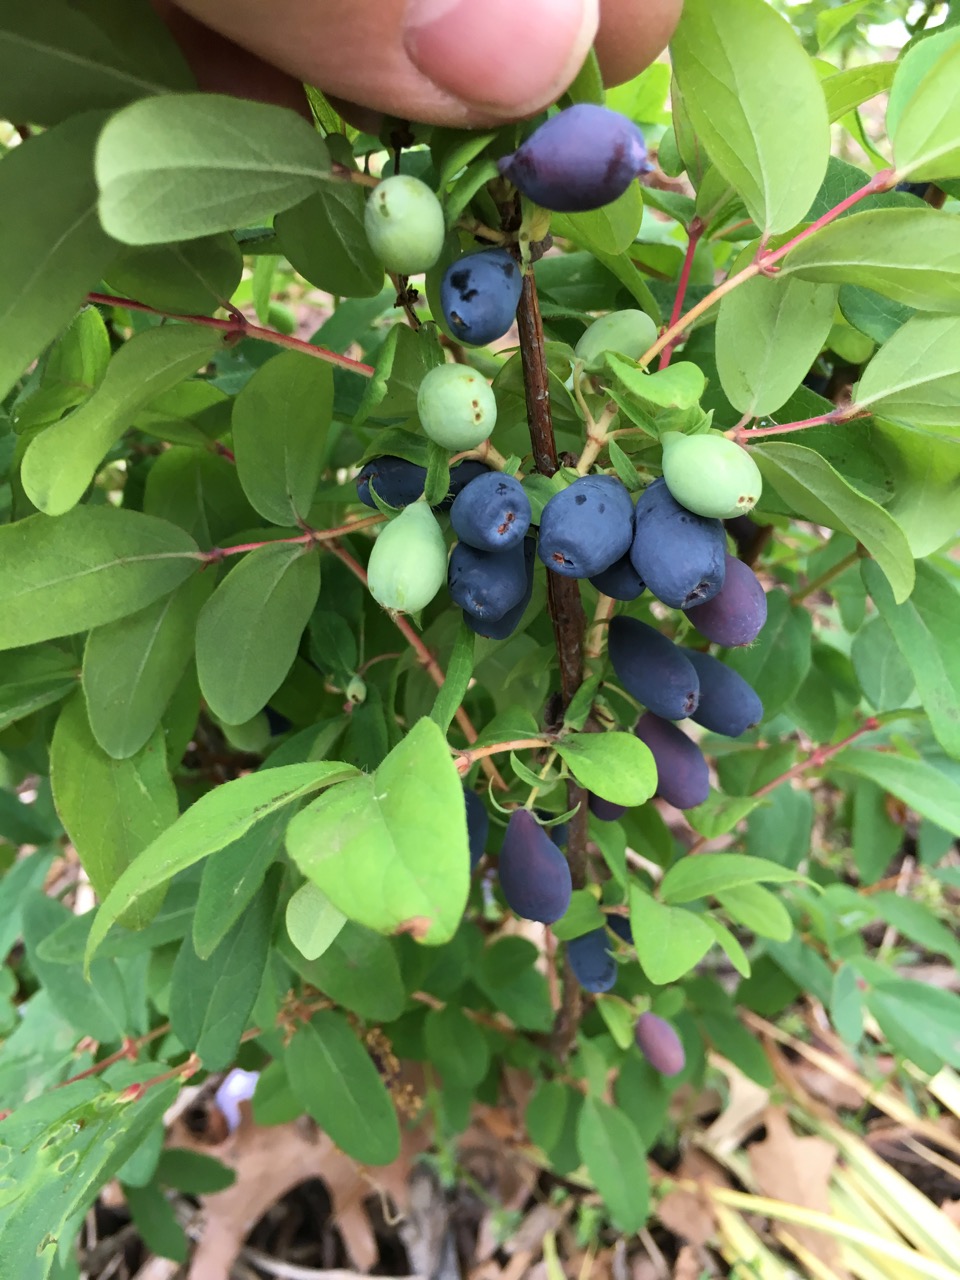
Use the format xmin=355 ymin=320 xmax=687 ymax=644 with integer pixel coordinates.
xmin=567 ymin=928 xmax=617 ymax=993
xmin=498 ymin=808 xmax=572 ymax=924
xmin=451 ymin=472 xmax=531 ymax=553
xmin=537 ymin=474 xmax=634 ymax=579
xmin=448 ymin=538 xmax=529 ymax=622
xmin=498 ymin=104 xmax=647 ymax=213
xmin=633 ymin=712 xmax=710 ymax=811
xmin=683 ymin=649 xmax=764 ymax=738
xmin=630 ymin=477 xmax=726 ymax=609
xmin=462 ymin=537 xmax=536 ymax=640
xmin=683 ymin=553 xmax=767 ymax=648
xmin=607 ymin=616 xmax=700 ymax=722
xmin=440 ymin=248 xmax=522 ymax=347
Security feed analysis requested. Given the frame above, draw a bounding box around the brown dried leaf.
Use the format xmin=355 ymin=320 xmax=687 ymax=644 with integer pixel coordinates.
xmin=657 ymin=1150 xmax=729 ymax=1247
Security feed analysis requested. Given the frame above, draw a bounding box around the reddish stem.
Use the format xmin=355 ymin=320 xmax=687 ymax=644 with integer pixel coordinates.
xmin=753 ymin=718 xmax=881 ymax=800
xmin=756 ymin=168 xmax=897 ymax=269
xmin=200 ymin=513 xmax=386 ymax=563
xmin=87 ymin=292 xmax=374 ymax=377
xmin=741 ymin=408 xmax=869 ymax=440
xmin=659 ymin=217 xmax=704 ymax=370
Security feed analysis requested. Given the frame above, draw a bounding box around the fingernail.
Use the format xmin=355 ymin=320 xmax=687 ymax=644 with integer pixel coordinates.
xmin=404 ymin=0 xmax=598 ymax=118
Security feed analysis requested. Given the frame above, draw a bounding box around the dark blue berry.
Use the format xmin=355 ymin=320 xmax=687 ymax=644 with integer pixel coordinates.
xmin=440 ymin=248 xmax=522 ymax=347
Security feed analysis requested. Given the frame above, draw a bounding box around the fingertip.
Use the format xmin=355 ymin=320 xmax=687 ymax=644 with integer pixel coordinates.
xmin=403 ymin=0 xmax=599 ymax=119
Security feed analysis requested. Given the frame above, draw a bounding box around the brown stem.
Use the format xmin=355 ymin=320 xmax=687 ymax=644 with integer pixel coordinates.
xmin=516 ymin=268 xmax=587 ymax=1057
xmin=87 ymin=292 xmax=374 ymax=377
xmin=790 ymin=547 xmax=862 ymax=604
xmin=328 ymin=542 xmax=507 ymax=791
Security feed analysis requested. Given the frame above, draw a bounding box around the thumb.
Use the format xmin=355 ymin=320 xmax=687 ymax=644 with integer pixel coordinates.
xmin=403 ymin=0 xmax=599 ymax=121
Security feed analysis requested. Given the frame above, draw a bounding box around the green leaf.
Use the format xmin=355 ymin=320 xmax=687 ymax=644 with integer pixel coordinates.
xmin=551 ymin=181 xmax=644 ymax=256
xmin=821 ymin=63 xmax=897 ymax=123
xmin=354 ymin=322 xmax=444 ymax=426
xmin=866 ymin=978 xmax=960 ymax=1070
xmin=555 ymin=731 xmax=656 ymax=806
xmin=725 ymin=589 xmax=812 ymax=718
xmin=287 ymin=718 xmax=469 ymax=945
xmin=0 ymin=111 xmax=117 ymax=403
xmin=830 ymin=964 xmax=864 ymax=1046
xmin=815 ymin=0 xmax=870 ymax=49
xmin=670 ymin=0 xmax=830 ymax=235
xmin=606 ymin=354 xmax=705 ymax=411
xmin=576 ymin=1098 xmax=650 ymax=1232
xmin=0 ymin=507 xmax=199 ymax=653
xmin=862 ymin=559 xmax=960 ymax=758
xmin=123 ymin=1183 xmax=187 ymax=1264
xmin=51 ymin=696 xmax=177 ymax=922
xmin=196 ymin=543 xmax=321 ymax=724
xmin=275 ymin=183 xmax=384 ymax=298
xmin=96 ymin=94 xmax=332 ymax=244
xmin=285 ymin=880 xmax=346 ymax=961
xmin=424 ymin=1005 xmax=490 ymax=1088
xmin=850 ymin=616 xmax=915 ymax=713
xmin=85 ymin=761 xmax=355 ymax=966
xmin=854 ymin=314 xmax=960 ymax=427
xmin=629 ymin=886 xmax=715 ymax=985
xmin=0 ymin=647 xmax=78 ymax=732
xmin=430 ymin=622 xmax=475 ymax=734
xmin=888 ymin=28 xmax=960 ymax=182
xmin=871 ymin=891 xmax=960 ymax=969
xmin=104 ymin=234 xmax=243 ymax=315
xmin=685 ymin=792 xmax=764 ymax=839
xmin=716 ymin=883 xmax=793 ymax=941
xmin=832 ymin=749 xmax=960 ymax=836
xmin=192 ymin=808 xmax=287 ymax=960
xmin=22 ymin=325 xmax=222 ymax=516
xmin=781 ymin=210 xmax=960 ymax=313
xmin=231 ymin=351 xmax=333 ymax=526
xmin=751 ymin=443 xmax=914 ymax=603
xmin=284 ymin=922 xmax=406 ymax=1022
xmin=716 ymin=273 xmax=838 ymax=416
xmin=871 ymin=420 xmax=960 ymax=558
xmin=82 ymin=567 xmax=211 ymax=760
xmin=0 ymin=0 xmax=194 ymax=125
xmin=170 ymin=871 xmax=277 ymax=1070
xmin=285 ymin=1011 xmax=401 ymax=1165
xmin=551 ymin=891 xmax=608 ymax=942
xmin=156 ymin=1148 xmax=235 ymax=1195
xmin=660 ymin=853 xmax=801 ymax=904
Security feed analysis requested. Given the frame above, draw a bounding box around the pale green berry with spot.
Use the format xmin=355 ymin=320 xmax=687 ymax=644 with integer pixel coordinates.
xmin=661 ymin=431 xmax=763 ymax=519
xmin=575 ymin=309 xmax=658 ymax=371
xmin=367 ymin=502 xmax=447 ymax=613
xmin=417 ymin=363 xmax=498 ymax=451
xmin=364 ymin=175 xmax=445 ymax=275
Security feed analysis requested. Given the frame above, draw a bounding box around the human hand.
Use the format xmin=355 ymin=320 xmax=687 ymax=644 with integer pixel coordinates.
xmin=153 ymin=0 xmax=684 ymax=128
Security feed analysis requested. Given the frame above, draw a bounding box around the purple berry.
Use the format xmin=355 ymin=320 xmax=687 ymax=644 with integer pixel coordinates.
xmin=607 ymin=616 xmax=700 ymax=722
xmin=630 ymin=477 xmax=726 ymax=610
xmin=683 ymin=554 xmax=767 ymax=648
xmin=635 ymin=1012 xmax=686 ymax=1076
xmin=633 ymin=712 xmax=710 ymax=811
xmin=440 ymin=248 xmax=522 ymax=347
xmin=498 ymin=809 xmax=572 ymax=924
xmin=567 ymin=928 xmax=617 ymax=993
xmin=683 ymin=650 xmax=763 ymax=738
xmin=498 ymin=105 xmax=647 ymax=213
xmin=589 ymin=793 xmax=628 ymax=822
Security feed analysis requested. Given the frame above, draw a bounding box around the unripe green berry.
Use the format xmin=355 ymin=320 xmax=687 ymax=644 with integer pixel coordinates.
xmin=364 ymin=175 xmax=445 ymax=275
xmin=417 ymin=363 xmax=498 ymax=451
xmin=367 ymin=502 xmax=447 ymax=613
xmin=575 ymin=309 xmax=658 ymax=370
xmin=660 ymin=431 xmax=763 ymax=519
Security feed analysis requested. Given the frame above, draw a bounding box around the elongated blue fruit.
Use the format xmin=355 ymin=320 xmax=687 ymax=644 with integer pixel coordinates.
xmin=633 ymin=712 xmax=710 ymax=811
xmin=440 ymin=248 xmax=522 ymax=347
xmin=498 ymin=808 xmax=572 ymax=924
xmin=683 ymin=554 xmax=767 ymax=648
xmin=538 ymin=475 xmax=634 ymax=579
xmin=358 ymin=456 xmax=491 ymax=512
xmin=683 ymin=650 xmax=763 ymax=737
xmin=588 ymin=552 xmax=645 ymax=601
xmin=607 ymin=616 xmax=699 ymax=721
xmin=450 ymin=472 xmax=531 ymax=552
xmin=464 ymin=788 xmax=489 ymax=870
xmin=589 ymin=793 xmax=628 ymax=822
xmin=449 ymin=538 xmax=528 ymax=621
xmin=630 ymin=477 xmax=726 ymax=609
xmin=635 ymin=1012 xmax=686 ymax=1076
xmin=568 ymin=928 xmax=617 ymax=993
xmin=498 ymin=105 xmax=647 ymax=213
xmin=463 ymin=537 xmax=536 ymax=640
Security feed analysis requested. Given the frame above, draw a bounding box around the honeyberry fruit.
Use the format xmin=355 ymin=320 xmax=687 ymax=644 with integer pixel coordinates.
xmin=498 ymin=808 xmax=572 ymax=924
xmin=462 ymin=537 xmax=536 ymax=640
xmin=449 ymin=538 xmax=528 ymax=622
xmin=630 ymin=477 xmax=726 ymax=610
xmin=607 ymin=616 xmax=700 ymax=722
xmin=588 ymin=552 xmax=645 ymax=601
xmin=661 ymin=432 xmax=763 ymax=520
xmin=440 ymin=248 xmax=522 ymax=347
xmin=451 ymin=472 xmax=530 ymax=552
xmin=683 ymin=554 xmax=767 ymax=648
xmin=683 ymin=650 xmax=764 ymax=738
xmin=568 ymin=928 xmax=617 ymax=993
xmin=575 ymin=309 xmax=658 ymax=371
xmin=464 ymin=788 xmax=489 ymax=871
xmin=607 ymin=914 xmax=633 ymax=944
xmin=363 ymin=174 xmax=445 ymax=275
xmin=498 ymin=104 xmax=647 ymax=213
xmin=357 ymin=456 xmax=491 ymax=511
xmin=589 ymin=793 xmax=628 ymax=823
xmin=417 ymin=363 xmax=498 ymax=451
xmin=633 ymin=712 xmax=710 ymax=811
xmin=366 ymin=501 xmax=446 ymax=613
xmin=538 ymin=474 xmax=634 ymax=579
xmin=634 ymin=1012 xmax=686 ymax=1077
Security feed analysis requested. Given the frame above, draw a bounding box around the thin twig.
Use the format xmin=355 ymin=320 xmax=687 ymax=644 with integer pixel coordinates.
xmin=658 ymin=217 xmax=704 ymax=370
